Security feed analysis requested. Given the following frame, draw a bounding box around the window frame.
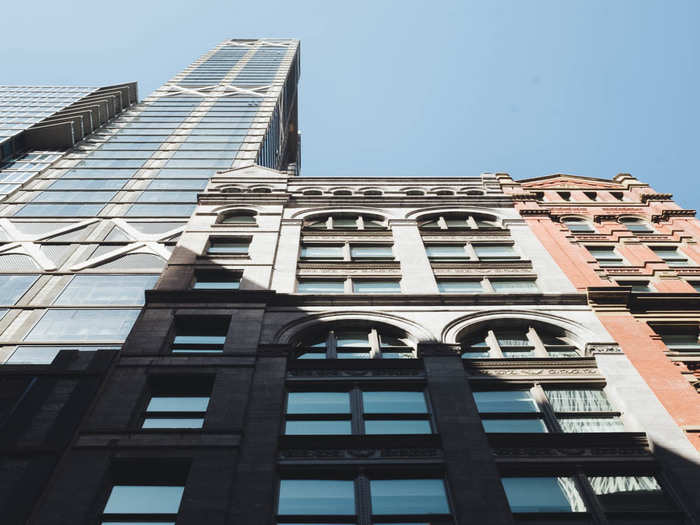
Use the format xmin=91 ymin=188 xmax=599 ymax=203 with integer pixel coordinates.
xmin=284 ymin=386 xmax=433 ymax=436
xmin=293 ymin=326 xmax=416 ymax=360
xmin=206 ymin=236 xmax=251 ymax=256
xmin=460 ymin=324 xmax=581 ymax=359
xmin=474 ymin=384 xmax=624 ymax=434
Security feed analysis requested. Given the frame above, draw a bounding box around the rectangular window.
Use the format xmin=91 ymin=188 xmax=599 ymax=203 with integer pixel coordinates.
xmin=300 ymin=245 xmax=343 ymax=259
xmin=587 ymin=475 xmax=675 ymax=512
xmin=616 ymin=280 xmax=652 ymax=292
xmin=352 ymin=280 xmax=400 ymax=293
xmin=26 ymin=309 xmax=139 ymax=342
xmin=277 ymin=478 xmax=450 ymax=519
xmin=171 ymin=317 xmax=229 ymax=354
xmin=502 ymin=477 xmax=586 ymax=512
xmin=473 ymin=244 xmax=518 ymax=261
xmin=126 ymin=204 xmax=196 ymax=217
xmin=370 ymin=479 xmax=450 ymax=515
xmin=689 ymin=281 xmax=700 ymax=293
xmin=587 ymin=246 xmax=625 ymax=266
xmin=350 ymin=245 xmax=393 ymax=259
xmin=474 ymin=390 xmax=544 ymax=433
xmin=285 ymin=389 xmax=431 ymax=435
xmin=103 ymin=485 xmax=184 ymax=516
xmin=15 ymin=203 xmax=105 ymax=217
xmin=436 ymin=280 xmax=483 ymax=293
xmin=193 ymin=270 xmax=240 ymax=290
xmin=0 ymin=275 xmax=38 ymax=305
xmin=650 ymin=246 xmax=690 ymax=266
xmin=297 ymin=280 xmax=345 ymax=293
xmin=54 ymin=274 xmax=159 ymax=305
xmin=425 ymin=245 xmax=468 ymax=260
xmin=490 ymin=280 xmax=538 ymax=293
xmin=143 ymin=396 xmax=209 ymax=429
xmin=207 ymin=238 xmax=250 ymax=255
xmin=544 ymin=388 xmax=623 ymax=432
xmin=659 ymin=328 xmax=700 ymax=352
xmin=278 ymin=479 xmax=355 ymax=515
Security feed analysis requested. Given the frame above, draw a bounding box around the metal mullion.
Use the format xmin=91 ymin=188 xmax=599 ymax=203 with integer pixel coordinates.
xmin=531 ymin=384 xmax=561 ymax=432
xmin=356 ymin=475 xmax=371 ymax=525
xmin=351 ymin=387 xmax=364 ymax=435
xmin=574 ymin=472 xmax=609 ymax=524
xmin=363 ymin=412 xmax=429 ymax=421
xmin=327 ymin=331 xmax=337 ymax=359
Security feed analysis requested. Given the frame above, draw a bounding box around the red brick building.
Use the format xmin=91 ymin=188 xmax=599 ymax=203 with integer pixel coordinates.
xmin=500 ymin=173 xmax=700 ymax=450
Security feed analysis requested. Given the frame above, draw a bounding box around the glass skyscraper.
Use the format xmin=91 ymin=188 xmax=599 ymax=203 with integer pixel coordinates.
xmin=0 ymin=39 xmax=299 ymax=364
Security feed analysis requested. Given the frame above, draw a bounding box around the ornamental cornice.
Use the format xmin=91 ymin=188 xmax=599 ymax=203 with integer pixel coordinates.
xmin=652 ymin=209 xmax=697 ymax=223
xmin=467 ymin=367 xmax=601 ymax=377
xmin=584 ymin=342 xmax=623 ymax=355
xmin=296 ymin=267 xmax=401 ymax=276
xmin=519 ymin=209 xmax=551 ymax=217
xmin=429 ymin=261 xmax=533 ymax=270
xmin=640 ymin=193 xmax=673 ymax=203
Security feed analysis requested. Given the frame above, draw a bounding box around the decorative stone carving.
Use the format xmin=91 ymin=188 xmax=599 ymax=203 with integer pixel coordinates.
xmin=585 ymin=343 xmax=623 ymax=355
xmin=493 ymin=447 xmax=649 ymax=458
xmin=287 ymin=368 xmax=425 ymax=378
xmin=468 ymin=368 xmax=600 ymax=377
xmin=279 ymin=447 xmax=442 ymax=460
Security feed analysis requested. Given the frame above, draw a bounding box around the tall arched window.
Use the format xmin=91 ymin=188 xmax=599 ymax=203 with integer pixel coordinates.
xmin=418 ymin=212 xmax=500 ymax=230
xmin=218 ymin=210 xmax=257 ymax=224
xmin=459 ymin=321 xmax=580 ymax=359
xmin=561 ymin=217 xmax=594 ymax=233
xmin=303 ymin=214 xmax=386 ymax=230
xmin=619 ymin=217 xmax=653 ymax=233
xmin=294 ymin=325 xmax=415 ymax=359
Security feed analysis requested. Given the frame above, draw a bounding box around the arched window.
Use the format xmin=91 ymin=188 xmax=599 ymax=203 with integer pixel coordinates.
xmin=303 ymin=214 xmax=386 ymax=230
xmin=363 ymin=189 xmax=382 ymax=196
xmin=250 ymin=187 xmax=272 ymax=194
xmin=218 ymin=210 xmax=257 ymax=224
xmin=459 ymin=321 xmax=581 ymax=359
xmin=302 ymin=189 xmax=323 ymax=196
xmin=221 ymin=186 xmax=243 ymax=193
xmin=619 ymin=217 xmax=653 ymax=233
xmin=462 ymin=189 xmax=484 ymax=196
xmin=561 ymin=217 xmax=594 ymax=233
xmin=333 ymin=189 xmax=353 ymax=196
xmin=418 ymin=212 xmax=500 ymax=230
xmin=405 ymin=189 xmax=425 ymax=196
xmin=434 ymin=190 xmax=455 ymax=196
xmin=294 ymin=325 xmax=416 ymax=359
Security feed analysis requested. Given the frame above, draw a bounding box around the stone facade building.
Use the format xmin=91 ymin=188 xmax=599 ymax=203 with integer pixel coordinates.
xmin=0 ymin=40 xmax=699 ymax=525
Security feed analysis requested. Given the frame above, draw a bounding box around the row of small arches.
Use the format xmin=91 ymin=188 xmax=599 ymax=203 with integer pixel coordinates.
xmin=217 ymin=186 xmax=486 ymax=197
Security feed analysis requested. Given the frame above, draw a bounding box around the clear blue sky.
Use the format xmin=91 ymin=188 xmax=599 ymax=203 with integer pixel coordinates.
xmin=3 ymin=0 xmax=698 ymax=207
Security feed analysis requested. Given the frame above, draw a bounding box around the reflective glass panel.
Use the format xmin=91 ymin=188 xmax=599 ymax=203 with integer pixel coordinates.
xmin=300 ymin=245 xmax=343 ymax=258
xmin=142 ymin=418 xmax=204 ymax=429
xmin=370 ymin=479 xmax=449 ymax=515
xmin=502 ymin=477 xmax=586 ymax=512
xmin=54 ymin=275 xmax=158 ymax=305
xmin=353 ymin=281 xmax=400 ymax=293
xmin=285 ymin=420 xmax=352 ymax=435
xmin=26 ymin=309 xmax=139 ymax=342
xmin=365 ymin=420 xmax=431 ymax=434
xmin=437 ymin=280 xmax=482 ymax=293
xmin=287 ymin=392 xmax=350 ymax=414
xmin=146 ymin=397 xmax=209 ymax=412
xmin=482 ymin=419 xmax=547 ymax=433
xmin=298 ymin=281 xmax=344 ymax=293
xmin=587 ymin=476 xmax=674 ymax=512
xmin=0 ymin=275 xmax=38 ymax=304
xmin=363 ymin=391 xmax=428 ymax=414
xmin=473 ymin=391 xmax=539 ymax=413
xmin=103 ymin=485 xmax=184 ymax=514
xmin=278 ymin=480 xmax=355 ymax=515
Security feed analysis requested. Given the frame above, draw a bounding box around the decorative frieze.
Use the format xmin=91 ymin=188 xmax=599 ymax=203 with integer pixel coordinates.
xmin=279 ymin=447 xmax=443 ymax=461
xmin=585 ymin=342 xmax=623 ymax=355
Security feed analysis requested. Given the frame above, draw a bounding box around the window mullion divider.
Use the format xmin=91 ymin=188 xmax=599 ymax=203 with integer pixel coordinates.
xmin=437 ymin=216 xmax=447 ymax=229
xmin=486 ymin=329 xmax=502 ymax=358
xmin=574 ymin=472 xmax=609 ymax=524
xmin=368 ymin=328 xmax=381 ymax=359
xmin=327 ymin=331 xmax=337 ymax=359
xmin=351 ymin=387 xmax=364 ymax=435
xmin=356 ymin=475 xmax=372 ymax=525
xmin=528 ymin=326 xmax=548 ymax=357
xmin=532 ymin=384 xmax=560 ymax=433
xmin=343 ymin=242 xmax=351 ymax=261
xmin=464 ymin=242 xmax=478 ymax=261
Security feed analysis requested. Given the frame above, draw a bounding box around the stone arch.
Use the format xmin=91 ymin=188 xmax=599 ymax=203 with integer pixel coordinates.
xmin=273 ymin=311 xmax=437 ymax=345
xmin=290 ymin=207 xmax=395 ymax=220
xmin=441 ymin=309 xmax=597 ymax=347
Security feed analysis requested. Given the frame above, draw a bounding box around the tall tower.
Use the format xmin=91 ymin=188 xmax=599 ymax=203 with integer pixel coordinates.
xmin=0 ymin=39 xmax=300 ymax=365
